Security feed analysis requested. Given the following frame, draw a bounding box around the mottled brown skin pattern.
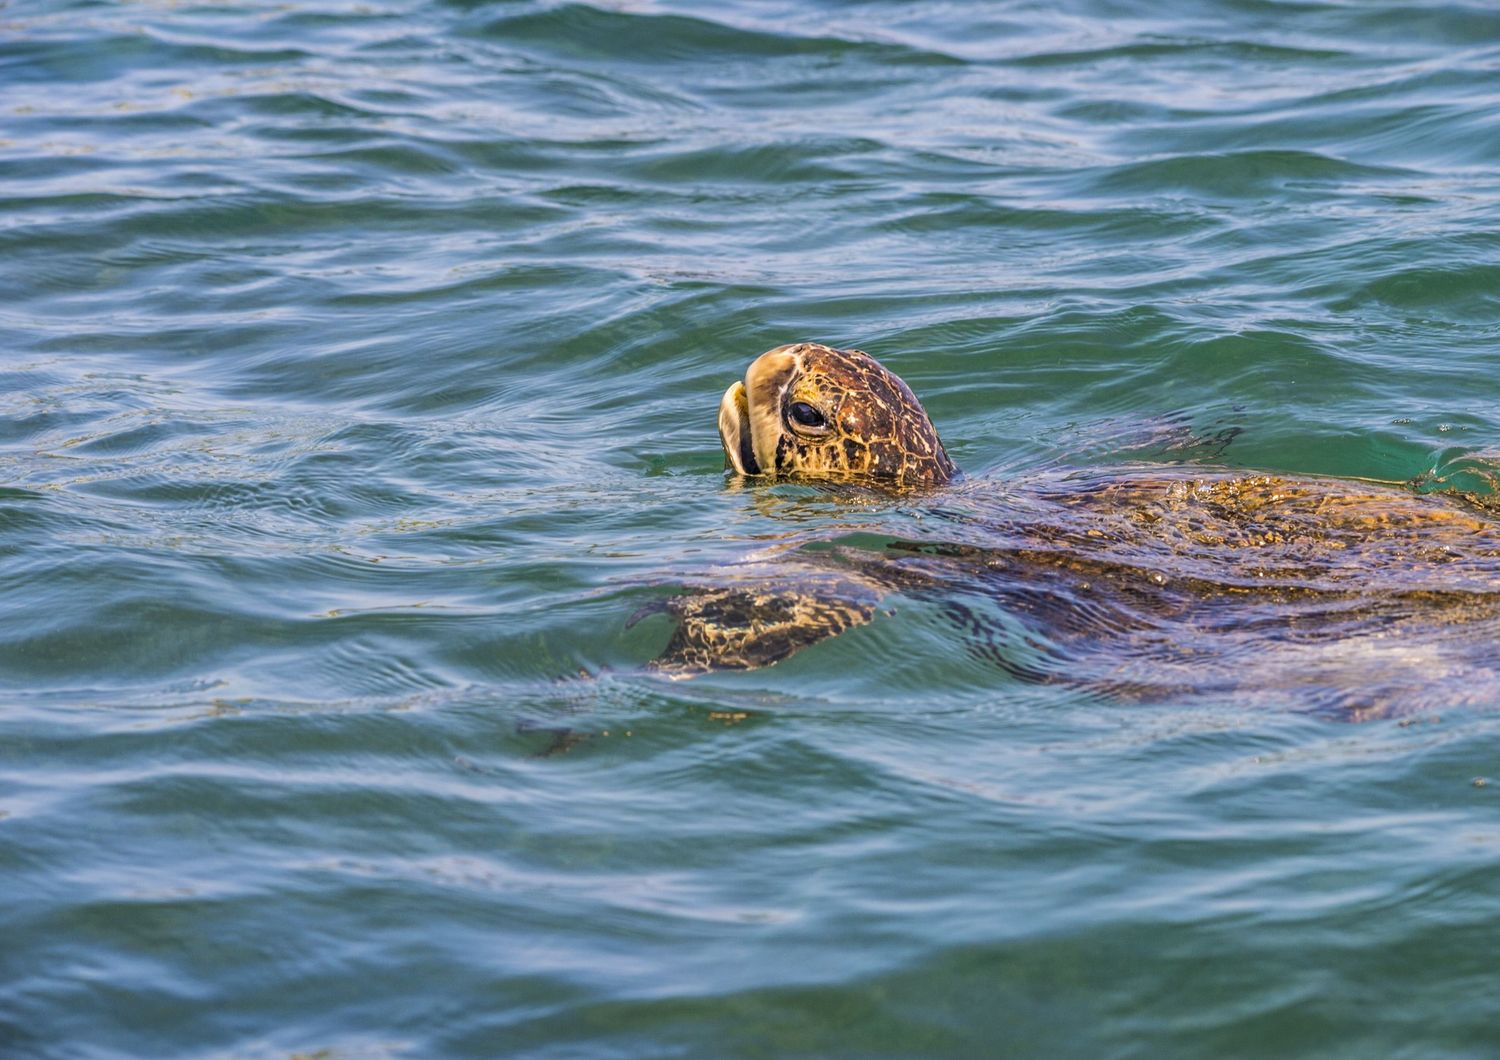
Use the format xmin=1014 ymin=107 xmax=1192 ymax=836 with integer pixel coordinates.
xmin=632 ymin=568 xmax=881 ymax=676
xmin=720 ymin=343 xmax=956 ymax=488
xmin=773 ymin=345 xmax=956 ymax=487
xmin=661 ymin=343 xmax=1500 ymax=715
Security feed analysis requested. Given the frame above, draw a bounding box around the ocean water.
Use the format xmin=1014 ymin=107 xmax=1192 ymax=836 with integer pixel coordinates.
xmin=4 ymin=0 xmax=1500 ymax=1055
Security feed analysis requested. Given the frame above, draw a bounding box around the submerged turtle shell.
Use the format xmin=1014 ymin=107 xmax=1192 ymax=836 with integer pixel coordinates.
xmin=649 ymin=343 xmax=1500 ymax=717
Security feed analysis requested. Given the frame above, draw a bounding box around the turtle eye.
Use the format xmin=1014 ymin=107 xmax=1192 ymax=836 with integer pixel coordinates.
xmin=788 ymin=401 xmax=827 ymax=429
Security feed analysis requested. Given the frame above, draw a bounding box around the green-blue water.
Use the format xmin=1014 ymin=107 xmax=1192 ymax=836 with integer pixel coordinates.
xmin=4 ymin=1 xmax=1500 ymax=1055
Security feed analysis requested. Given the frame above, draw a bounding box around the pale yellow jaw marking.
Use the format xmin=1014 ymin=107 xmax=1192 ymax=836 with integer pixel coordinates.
xmin=718 ymin=380 xmax=755 ymax=475
xmin=742 ymin=345 xmax=801 ymax=474
xmin=720 ymin=344 xmax=806 ymax=477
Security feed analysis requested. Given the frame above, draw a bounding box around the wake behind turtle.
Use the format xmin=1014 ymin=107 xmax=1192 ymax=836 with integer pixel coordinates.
xmin=639 ymin=343 xmax=1500 ymax=716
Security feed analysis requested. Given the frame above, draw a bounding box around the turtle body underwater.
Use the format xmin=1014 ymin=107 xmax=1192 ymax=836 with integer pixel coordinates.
xmin=640 ymin=343 xmax=1500 ymax=717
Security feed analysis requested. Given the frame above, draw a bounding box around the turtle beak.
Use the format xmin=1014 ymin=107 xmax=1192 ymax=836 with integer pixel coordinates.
xmin=720 ymin=345 xmax=802 ymax=478
xmin=718 ymin=379 xmax=760 ymax=476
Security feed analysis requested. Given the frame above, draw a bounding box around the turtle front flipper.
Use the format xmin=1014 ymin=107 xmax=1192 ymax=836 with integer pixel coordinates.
xmin=629 ymin=570 xmax=883 ymax=675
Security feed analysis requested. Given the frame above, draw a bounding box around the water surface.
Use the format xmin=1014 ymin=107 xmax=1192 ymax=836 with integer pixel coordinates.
xmin=4 ymin=1 xmax=1500 ymax=1055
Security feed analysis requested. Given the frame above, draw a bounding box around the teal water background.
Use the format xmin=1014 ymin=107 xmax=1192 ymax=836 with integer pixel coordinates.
xmin=4 ymin=1 xmax=1500 ymax=1055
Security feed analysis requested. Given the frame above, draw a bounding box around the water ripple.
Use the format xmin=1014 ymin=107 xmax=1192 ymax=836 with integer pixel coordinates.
xmin=6 ymin=0 xmax=1500 ymax=1055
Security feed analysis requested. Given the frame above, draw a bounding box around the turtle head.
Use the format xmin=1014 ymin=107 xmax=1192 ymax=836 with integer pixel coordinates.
xmin=718 ymin=342 xmax=957 ymax=489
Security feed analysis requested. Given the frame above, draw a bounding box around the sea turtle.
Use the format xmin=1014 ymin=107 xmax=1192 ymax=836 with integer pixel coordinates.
xmin=637 ymin=342 xmax=1500 ymax=716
